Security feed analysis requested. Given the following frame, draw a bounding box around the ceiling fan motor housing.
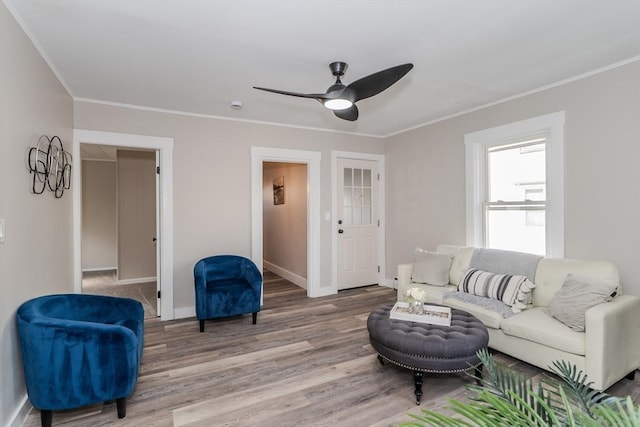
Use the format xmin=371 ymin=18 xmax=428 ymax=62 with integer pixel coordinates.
xmin=329 ymin=61 xmax=348 ymax=77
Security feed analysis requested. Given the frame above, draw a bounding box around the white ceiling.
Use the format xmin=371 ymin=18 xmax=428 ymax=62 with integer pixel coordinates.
xmin=6 ymin=0 xmax=640 ymax=138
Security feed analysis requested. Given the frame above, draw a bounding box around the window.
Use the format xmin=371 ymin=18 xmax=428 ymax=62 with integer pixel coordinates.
xmin=485 ymin=138 xmax=546 ymax=254
xmin=342 ymin=167 xmax=372 ymax=225
xmin=465 ymin=112 xmax=565 ymax=257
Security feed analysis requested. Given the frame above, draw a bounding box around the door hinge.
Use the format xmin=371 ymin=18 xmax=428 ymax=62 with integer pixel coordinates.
xmin=156 ymin=166 xmax=160 ymax=174
xmin=157 ymin=290 xmax=161 ymax=299
xmin=378 ymin=266 xmax=381 ymax=273
xmin=377 ymin=173 xmax=380 ymax=181
xmin=377 ymin=219 xmax=380 ymax=227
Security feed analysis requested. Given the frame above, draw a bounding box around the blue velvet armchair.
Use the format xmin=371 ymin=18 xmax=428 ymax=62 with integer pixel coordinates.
xmin=16 ymin=294 xmax=144 ymax=427
xmin=194 ymin=255 xmax=262 ymax=332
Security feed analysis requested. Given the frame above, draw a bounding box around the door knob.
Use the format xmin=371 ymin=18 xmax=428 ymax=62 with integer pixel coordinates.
xmin=338 ymin=229 xmax=344 ymax=234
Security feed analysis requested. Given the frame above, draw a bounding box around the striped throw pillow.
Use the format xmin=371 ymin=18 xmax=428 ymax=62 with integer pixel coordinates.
xmin=457 ymin=268 xmax=536 ymax=313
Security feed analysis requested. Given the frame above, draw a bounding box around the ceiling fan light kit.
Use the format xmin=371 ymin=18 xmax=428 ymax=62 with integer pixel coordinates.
xmin=323 ymin=98 xmax=353 ymax=110
xmin=254 ymin=61 xmax=413 ymax=121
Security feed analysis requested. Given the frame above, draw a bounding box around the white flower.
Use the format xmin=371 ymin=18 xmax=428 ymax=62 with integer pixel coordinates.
xmin=405 ymin=287 xmax=426 ymax=302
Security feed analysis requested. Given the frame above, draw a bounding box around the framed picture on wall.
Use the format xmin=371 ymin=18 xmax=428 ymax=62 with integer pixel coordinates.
xmin=273 ymin=176 xmax=285 ymax=205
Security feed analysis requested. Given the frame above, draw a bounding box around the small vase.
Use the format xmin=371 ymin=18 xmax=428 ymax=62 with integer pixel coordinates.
xmin=406 ymin=298 xmax=415 ymax=313
xmin=412 ymin=300 xmax=424 ymax=315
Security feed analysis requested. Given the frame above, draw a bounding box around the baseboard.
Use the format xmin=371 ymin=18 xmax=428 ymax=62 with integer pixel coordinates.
xmin=82 ymin=267 xmax=117 ymax=273
xmin=263 ymin=262 xmax=307 ymax=289
xmin=8 ymin=394 xmax=31 ymax=427
xmin=174 ymin=306 xmax=196 ymax=319
xmin=381 ymin=278 xmax=395 ymax=289
xmin=115 ymin=276 xmax=156 ymax=286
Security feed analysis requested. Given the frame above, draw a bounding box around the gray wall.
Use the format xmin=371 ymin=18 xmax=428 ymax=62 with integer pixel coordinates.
xmin=0 ymin=3 xmax=74 ymax=425
xmin=73 ymin=101 xmax=385 ymax=310
xmin=117 ymin=150 xmax=157 ymax=280
xmin=263 ymin=162 xmax=308 ymax=280
xmin=81 ymin=160 xmax=117 ymax=270
xmin=385 ymin=61 xmax=640 ymax=298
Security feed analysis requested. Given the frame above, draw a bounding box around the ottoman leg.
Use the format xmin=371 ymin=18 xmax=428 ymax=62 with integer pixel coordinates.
xmin=475 ymin=364 xmax=484 ymax=386
xmin=413 ymin=371 xmax=424 ymax=405
xmin=377 ymin=355 xmax=385 ymax=365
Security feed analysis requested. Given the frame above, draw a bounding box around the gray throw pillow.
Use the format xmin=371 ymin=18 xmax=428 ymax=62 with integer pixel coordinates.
xmin=411 ymin=248 xmax=453 ymax=286
xmin=546 ymin=274 xmax=617 ymax=332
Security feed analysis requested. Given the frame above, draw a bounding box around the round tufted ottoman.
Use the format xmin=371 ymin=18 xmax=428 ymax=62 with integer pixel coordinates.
xmin=367 ymin=304 xmax=489 ymax=404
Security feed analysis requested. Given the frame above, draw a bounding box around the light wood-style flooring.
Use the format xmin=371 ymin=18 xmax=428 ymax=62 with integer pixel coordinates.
xmin=24 ymin=272 xmax=639 ymax=426
xmin=82 ymin=270 xmax=157 ymax=319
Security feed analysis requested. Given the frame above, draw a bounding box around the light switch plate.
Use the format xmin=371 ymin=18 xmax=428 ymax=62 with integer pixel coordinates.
xmin=0 ymin=218 xmax=5 ymax=243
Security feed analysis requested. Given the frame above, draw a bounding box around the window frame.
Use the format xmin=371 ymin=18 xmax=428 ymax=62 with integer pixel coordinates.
xmin=465 ymin=111 xmax=565 ymax=258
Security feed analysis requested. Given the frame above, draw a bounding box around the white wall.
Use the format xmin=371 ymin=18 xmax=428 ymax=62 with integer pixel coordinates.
xmin=81 ymin=160 xmax=117 ymax=270
xmin=263 ymin=162 xmax=308 ymax=281
xmin=385 ymin=61 xmax=640 ymax=297
xmin=73 ymin=102 xmax=384 ymax=310
xmin=0 ymin=3 xmax=74 ymax=425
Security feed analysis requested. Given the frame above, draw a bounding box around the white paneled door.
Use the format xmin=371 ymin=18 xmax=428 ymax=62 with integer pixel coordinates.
xmin=337 ymin=159 xmax=379 ymax=290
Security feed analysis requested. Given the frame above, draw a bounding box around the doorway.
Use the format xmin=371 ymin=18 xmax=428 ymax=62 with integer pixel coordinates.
xmin=250 ymin=147 xmax=324 ymax=297
xmin=72 ymin=129 xmax=175 ymax=320
xmin=80 ymin=146 xmax=158 ymax=318
xmin=262 ymin=162 xmax=308 ymax=290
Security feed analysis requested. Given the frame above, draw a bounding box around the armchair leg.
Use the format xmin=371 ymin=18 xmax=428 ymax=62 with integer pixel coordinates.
xmin=625 ymin=370 xmax=636 ymax=381
xmin=199 ymin=320 xmax=205 ymax=332
xmin=40 ymin=410 xmax=52 ymax=427
xmin=252 ymin=312 xmax=257 ymax=324
xmin=116 ymin=398 xmax=126 ymax=418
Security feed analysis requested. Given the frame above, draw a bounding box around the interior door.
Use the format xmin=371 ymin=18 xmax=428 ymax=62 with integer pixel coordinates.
xmin=155 ymin=150 xmax=161 ymax=317
xmin=337 ymin=159 xmax=379 ymax=289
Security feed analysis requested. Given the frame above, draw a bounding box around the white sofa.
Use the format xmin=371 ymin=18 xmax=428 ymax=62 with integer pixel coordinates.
xmin=397 ymin=244 xmax=640 ymax=391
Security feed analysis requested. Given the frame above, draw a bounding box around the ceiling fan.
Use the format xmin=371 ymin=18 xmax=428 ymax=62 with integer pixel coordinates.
xmin=253 ymin=62 xmax=414 ymax=121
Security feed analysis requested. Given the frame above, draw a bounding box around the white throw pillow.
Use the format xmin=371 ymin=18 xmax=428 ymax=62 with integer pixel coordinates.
xmin=411 ymin=248 xmax=453 ymax=287
xmin=546 ymin=274 xmax=617 ymax=332
xmin=457 ymin=268 xmax=536 ymax=313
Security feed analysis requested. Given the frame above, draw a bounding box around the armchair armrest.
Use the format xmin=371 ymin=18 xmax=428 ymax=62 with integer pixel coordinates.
xmin=18 ymin=319 xmax=139 ymax=409
xmin=584 ymin=294 xmax=640 ymax=390
xmin=239 ymin=259 xmax=263 ymax=295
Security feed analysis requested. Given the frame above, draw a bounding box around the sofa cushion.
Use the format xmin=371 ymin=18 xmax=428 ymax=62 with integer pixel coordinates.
xmin=441 ymin=296 xmax=505 ymax=329
xmin=411 ymin=248 xmax=453 ymax=286
xmin=546 ymin=274 xmax=617 ymax=332
xmin=403 ymin=283 xmax=457 ymax=305
xmin=533 ymin=258 xmax=619 ymax=307
xmin=435 ymin=245 xmax=474 ymax=285
xmin=500 ymin=308 xmax=585 ymax=356
xmin=458 ymin=268 xmax=535 ymax=312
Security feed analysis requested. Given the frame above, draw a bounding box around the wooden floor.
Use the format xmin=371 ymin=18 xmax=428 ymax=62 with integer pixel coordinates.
xmin=24 ymin=272 xmax=639 ymax=427
xmin=82 ymin=270 xmax=157 ymax=319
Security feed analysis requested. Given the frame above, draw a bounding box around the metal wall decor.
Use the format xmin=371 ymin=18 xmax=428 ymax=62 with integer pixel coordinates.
xmin=28 ymin=135 xmax=72 ymax=198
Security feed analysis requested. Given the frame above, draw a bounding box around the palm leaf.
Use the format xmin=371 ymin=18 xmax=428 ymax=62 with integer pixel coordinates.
xmin=401 ymin=351 xmax=638 ymax=427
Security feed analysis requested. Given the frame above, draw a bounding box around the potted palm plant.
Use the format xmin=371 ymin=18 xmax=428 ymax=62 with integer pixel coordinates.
xmin=401 ymin=349 xmax=639 ymax=427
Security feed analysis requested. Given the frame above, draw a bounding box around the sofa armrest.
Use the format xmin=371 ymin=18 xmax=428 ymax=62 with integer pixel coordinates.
xmin=584 ymin=295 xmax=640 ymax=390
xmin=397 ymin=263 xmax=414 ymax=302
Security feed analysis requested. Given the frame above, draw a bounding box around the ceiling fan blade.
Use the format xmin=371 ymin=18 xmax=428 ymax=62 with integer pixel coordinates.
xmin=346 ymin=63 xmax=413 ymax=102
xmin=253 ymin=86 xmax=329 ymax=101
xmin=334 ymin=105 xmax=359 ymax=121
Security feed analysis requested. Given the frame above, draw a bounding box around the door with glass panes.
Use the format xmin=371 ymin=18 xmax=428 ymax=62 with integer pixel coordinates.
xmin=337 ymin=158 xmax=379 ymax=289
